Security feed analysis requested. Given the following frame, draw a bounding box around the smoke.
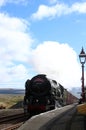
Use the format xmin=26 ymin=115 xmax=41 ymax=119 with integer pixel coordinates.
xmin=31 ymin=41 xmax=81 ymax=90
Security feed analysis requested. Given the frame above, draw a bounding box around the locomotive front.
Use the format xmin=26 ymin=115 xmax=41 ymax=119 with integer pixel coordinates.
xmin=23 ymin=74 xmax=56 ymax=114
xmin=29 ymin=74 xmax=51 ymax=96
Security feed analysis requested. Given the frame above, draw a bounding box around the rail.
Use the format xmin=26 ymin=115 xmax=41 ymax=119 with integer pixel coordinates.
xmin=0 ymin=113 xmax=30 ymax=130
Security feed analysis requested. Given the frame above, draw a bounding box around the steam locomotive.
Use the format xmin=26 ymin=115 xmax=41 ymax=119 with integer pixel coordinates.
xmin=23 ymin=74 xmax=78 ymax=114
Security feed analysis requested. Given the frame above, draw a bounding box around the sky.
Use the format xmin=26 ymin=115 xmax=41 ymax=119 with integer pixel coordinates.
xmin=0 ymin=0 xmax=86 ymax=93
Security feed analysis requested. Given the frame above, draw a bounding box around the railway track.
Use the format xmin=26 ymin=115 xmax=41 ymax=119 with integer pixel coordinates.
xmin=0 ymin=112 xmax=30 ymax=130
xmin=2 ymin=122 xmax=23 ymax=130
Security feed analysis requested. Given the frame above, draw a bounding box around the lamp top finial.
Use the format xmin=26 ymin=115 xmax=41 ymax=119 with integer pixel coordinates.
xmin=80 ymin=47 xmax=85 ymax=55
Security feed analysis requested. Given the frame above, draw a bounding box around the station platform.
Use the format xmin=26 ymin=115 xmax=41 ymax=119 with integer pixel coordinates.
xmin=17 ymin=104 xmax=86 ymax=130
xmin=73 ymin=103 xmax=86 ymax=130
xmin=77 ymin=103 xmax=86 ymax=115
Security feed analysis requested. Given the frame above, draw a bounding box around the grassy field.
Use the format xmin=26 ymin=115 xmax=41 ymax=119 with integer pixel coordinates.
xmin=0 ymin=94 xmax=24 ymax=108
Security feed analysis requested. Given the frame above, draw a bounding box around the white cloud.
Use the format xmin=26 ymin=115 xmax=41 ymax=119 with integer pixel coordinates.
xmin=0 ymin=0 xmax=5 ymax=6
xmin=31 ymin=2 xmax=86 ymax=20
xmin=0 ymin=12 xmax=33 ymax=88
xmin=8 ymin=0 xmax=28 ymax=5
xmin=31 ymin=3 xmax=68 ymax=20
xmin=0 ymin=0 xmax=28 ymax=7
xmin=0 ymin=13 xmax=33 ymax=62
xmin=48 ymin=0 xmax=58 ymax=4
xmin=32 ymin=41 xmax=81 ymax=90
xmin=71 ymin=2 xmax=86 ymax=13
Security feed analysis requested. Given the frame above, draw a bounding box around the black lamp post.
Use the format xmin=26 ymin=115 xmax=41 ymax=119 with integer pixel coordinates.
xmin=79 ymin=47 xmax=86 ymax=102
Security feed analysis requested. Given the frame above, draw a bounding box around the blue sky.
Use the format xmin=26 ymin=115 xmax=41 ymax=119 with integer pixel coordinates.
xmin=0 ymin=0 xmax=86 ymax=93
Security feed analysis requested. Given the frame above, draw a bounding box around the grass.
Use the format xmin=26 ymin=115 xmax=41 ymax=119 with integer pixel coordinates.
xmin=0 ymin=94 xmax=24 ymax=108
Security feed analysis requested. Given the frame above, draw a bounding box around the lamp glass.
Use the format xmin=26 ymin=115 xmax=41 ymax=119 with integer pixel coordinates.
xmin=79 ymin=56 xmax=86 ymax=64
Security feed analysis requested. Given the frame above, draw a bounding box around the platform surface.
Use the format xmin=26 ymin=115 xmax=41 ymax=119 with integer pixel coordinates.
xmin=77 ymin=103 xmax=86 ymax=115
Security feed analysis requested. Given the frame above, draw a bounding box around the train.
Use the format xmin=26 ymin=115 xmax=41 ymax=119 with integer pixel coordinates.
xmin=23 ymin=74 xmax=78 ymax=114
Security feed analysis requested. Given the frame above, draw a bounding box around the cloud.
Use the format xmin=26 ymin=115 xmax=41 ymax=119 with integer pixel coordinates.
xmin=0 ymin=0 xmax=5 ymax=6
xmin=71 ymin=2 xmax=86 ymax=13
xmin=0 ymin=0 xmax=28 ymax=7
xmin=31 ymin=41 xmax=81 ymax=90
xmin=0 ymin=12 xmax=33 ymax=88
xmin=48 ymin=0 xmax=58 ymax=4
xmin=8 ymin=0 xmax=28 ymax=5
xmin=0 ymin=13 xmax=33 ymax=62
xmin=31 ymin=2 xmax=86 ymax=20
